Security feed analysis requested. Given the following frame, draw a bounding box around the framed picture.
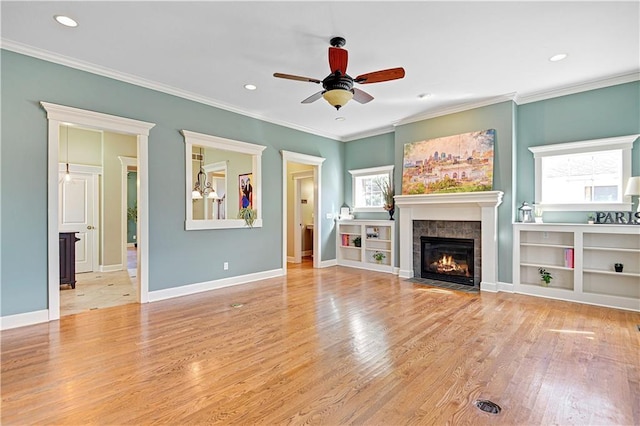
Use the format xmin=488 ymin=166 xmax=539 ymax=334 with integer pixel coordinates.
xmin=402 ymin=129 xmax=495 ymax=195
xmin=239 ymin=173 xmax=253 ymax=209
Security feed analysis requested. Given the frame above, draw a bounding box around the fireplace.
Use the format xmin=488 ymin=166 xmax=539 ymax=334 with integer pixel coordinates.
xmin=421 ymin=236 xmax=474 ymax=286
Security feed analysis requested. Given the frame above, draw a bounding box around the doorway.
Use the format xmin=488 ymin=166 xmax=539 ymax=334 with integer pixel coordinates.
xmin=281 ymin=150 xmax=325 ymax=271
xmin=43 ymin=102 xmax=155 ymax=321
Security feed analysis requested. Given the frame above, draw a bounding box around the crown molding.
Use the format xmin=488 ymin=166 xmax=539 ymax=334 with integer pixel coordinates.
xmin=342 ymin=126 xmax=395 ymax=142
xmin=3 ymin=39 xmax=638 ymax=144
xmin=515 ymin=71 xmax=640 ymax=105
xmin=1 ymin=39 xmax=344 ymax=142
xmin=393 ymin=93 xmax=518 ymax=127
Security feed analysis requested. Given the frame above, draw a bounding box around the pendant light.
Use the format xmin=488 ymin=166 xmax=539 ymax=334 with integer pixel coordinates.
xmin=192 ymin=147 xmax=218 ymax=199
xmin=64 ymin=126 xmax=71 ymax=182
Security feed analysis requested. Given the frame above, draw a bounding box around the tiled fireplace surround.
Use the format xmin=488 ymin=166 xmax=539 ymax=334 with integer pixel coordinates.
xmin=395 ymin=191 xmax=504 ymax=292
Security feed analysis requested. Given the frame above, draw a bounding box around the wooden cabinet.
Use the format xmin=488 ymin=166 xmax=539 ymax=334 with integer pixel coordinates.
xmin=513 ymin=223 xmax=640 ymax=311
xmin=59 ymin=232 xmax=79 ymax=289
xmin=336 ymin=220 xmax=395 ymax=273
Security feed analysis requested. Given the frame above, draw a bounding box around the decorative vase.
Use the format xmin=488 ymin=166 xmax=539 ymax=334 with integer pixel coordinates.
xmin=541 ymin=280 xmax=550 ymax=287
xmin=615 ymin=263 xmax=623 ymax=272
xmin=388 ymin=208 xmax=395 ymax=220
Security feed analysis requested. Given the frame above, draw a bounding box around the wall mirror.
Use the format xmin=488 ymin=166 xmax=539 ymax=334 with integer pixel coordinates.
xmin=182 ymin=130 xmax=266 ymax=230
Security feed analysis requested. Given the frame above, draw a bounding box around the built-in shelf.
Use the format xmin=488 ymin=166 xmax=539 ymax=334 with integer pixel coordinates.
xmin=337 ymin=220 xmax=395 ymax=274
xmin=514 ymin=223 xmax=640 ymax=312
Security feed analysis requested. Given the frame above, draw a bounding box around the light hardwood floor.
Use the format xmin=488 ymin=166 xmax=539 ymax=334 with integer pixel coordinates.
xmin=2 ymin=260 xmax=639 ymax=425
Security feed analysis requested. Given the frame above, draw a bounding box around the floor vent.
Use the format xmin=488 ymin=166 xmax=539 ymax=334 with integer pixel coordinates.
xmin=475 ymin=399 xmax=501 ymax=414
xmin=230 ymin=303 xmax=244 ymax=308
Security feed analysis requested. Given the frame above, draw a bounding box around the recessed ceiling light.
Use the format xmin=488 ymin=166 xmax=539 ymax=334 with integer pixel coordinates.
xmin=335 ymin=117 xmax=346 ymax=121
xmin=244 ymin=84 xmax=257 ymax=91
xmin=54 ymin=15 xmax=78 ymax=28
xmin=549 ymin=53 xmax=568 ymax=62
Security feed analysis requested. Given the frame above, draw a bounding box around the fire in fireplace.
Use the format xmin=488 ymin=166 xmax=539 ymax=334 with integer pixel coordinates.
xmin=421 ymin=236 xmax=474 ymax=286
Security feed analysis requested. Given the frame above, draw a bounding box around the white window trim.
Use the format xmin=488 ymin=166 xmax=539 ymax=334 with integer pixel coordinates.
xmin=348 ymin=165 xmax=394 ymax=212
xmin=529 ymin=134 xmax=638 ymax=212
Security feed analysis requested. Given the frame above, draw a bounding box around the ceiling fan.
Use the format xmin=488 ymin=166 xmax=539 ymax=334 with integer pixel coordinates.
xmin=273 ymin=36 xmax=405 ymax=110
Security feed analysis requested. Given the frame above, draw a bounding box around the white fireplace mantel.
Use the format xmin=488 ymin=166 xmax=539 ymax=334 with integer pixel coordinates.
xmin=395 ymin=191 xmax=504 ymax=291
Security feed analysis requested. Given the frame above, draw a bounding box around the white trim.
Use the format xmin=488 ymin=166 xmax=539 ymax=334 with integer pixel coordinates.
xmin=0 ymin=310 xmax=50 ymax=330
xmin=119 ymin=156 xmax=137 ymax=270
xmin=349 ymin=165 xmax=394 ymax=211
xmin=393 ymin=93 xmax=517 ymax=128
xmin=42 ymin=102 xmax=155 ymax=321
xmin=100 ymin=264 xmax=124 ymax=273
xmin=529 ymin=134 xmax=638 ymax=210
xmin=319 ymin=259 xmax=338 ymax=268
xmin=182 ymin=130 xmax=266 ymax=230
xmin=516 ymin=71 xmax=640 ymax=105
xmin=2 ymin=40 xmax=344 ymax=142
xmin=528 ymin=134 xmax=639 ymax=157
xmin=281 ymin=150 xmax=326 ymax=272
xmin=148 ymin=268 xmax=284 ymax=302
xmin=7 ymin=41 xmax=638 ymax=143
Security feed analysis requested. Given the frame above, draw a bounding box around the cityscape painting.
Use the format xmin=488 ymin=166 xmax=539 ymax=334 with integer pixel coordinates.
xmin=402 ymin=129 xmax=495 ymax=195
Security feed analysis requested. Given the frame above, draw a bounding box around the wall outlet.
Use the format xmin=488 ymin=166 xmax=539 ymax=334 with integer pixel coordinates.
xmin=542 ymin=232 xmax=549 ymax=239
xmin=223 ymin=262 xmax=229 ymax=270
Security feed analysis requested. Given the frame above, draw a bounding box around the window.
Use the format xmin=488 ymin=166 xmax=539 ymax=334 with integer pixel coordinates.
xmin=349 ymin=165 xmax=393 ymax=212
xmin=529 ymin=135 xmax=637 ymax=211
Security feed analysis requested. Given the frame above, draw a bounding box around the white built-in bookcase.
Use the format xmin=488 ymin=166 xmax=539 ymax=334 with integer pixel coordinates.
xmin=513 ymin=223 xmax=640 ymax=311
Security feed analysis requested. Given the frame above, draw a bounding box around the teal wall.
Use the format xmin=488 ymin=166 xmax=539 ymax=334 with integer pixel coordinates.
xmin=343 ymin=132 xmax=395 ymax=220
xmin=517 ymin=81 xmax=640 ymax=222
xmin=2 ymin=47 xmax=638 ymax=319
xmin=393 ymin=102 xmax=515 ymax=283
xmin=0 ymin=50 xmax=343 ymax=316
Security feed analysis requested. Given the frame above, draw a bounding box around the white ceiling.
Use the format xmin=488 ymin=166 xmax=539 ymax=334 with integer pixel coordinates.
xmin=2 ymin=1 xmax=639 ymax=141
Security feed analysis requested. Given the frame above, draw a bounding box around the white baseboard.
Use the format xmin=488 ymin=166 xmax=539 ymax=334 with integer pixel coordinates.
xmin=302 ymin=250 xmax=312 ymax=257
xmin=399 ymin=269 xmax=414 ymax=279
xmin=497 ymin=281 xmax=515 ymax=292
xmin=287 ymin=256 xmax=296 ymax=263
xmin=148 ymin=268 xmax=285 ymax=302
xmin=100 ymin=264 xmax=123 ymax=273
xmin=319 ymin=259 xmax=337 ymax=268
xmin=1 ymin=309 xmax=49 ymax=330
xmin=127 ymin=243 xmax=136 ymax=248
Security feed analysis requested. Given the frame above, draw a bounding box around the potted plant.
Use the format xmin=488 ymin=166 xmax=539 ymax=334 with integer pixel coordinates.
xmin=373 ymin=251 xmax=386 ymax=263
xmin=587 ymin=213 xmax=595 ymax=224
xmin=353 ymin=236 xmax=362 ymax=247
xmin=538 ymin=267 xmax=553 ymax=287
xmin=237 ymin=208 xmax=257 ymax=228
xmin=375 ymin=177 xmax=395 ymax=220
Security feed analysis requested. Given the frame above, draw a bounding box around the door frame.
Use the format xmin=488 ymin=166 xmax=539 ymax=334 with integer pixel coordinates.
xmin=58 ymin=163 xmax=101 ymax=273
xmin=119 ymin=156 xmax=137 ymax=269
xmin=281 ymin=150 xmax=325 ymax=270
xmin=43 ymin=102 xmax=155 ymax=321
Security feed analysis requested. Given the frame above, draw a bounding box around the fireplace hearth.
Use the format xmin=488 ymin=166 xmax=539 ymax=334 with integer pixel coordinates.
xmin=421 ymin=236 xmax=474 ymax=286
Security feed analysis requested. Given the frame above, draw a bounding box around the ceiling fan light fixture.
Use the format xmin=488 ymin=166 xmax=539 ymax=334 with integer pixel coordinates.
xmin=323 ymin=89 xmax=353 ymax=110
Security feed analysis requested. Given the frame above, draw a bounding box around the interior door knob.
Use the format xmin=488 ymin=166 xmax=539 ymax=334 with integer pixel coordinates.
xmin=87 ymin=225 xmax=95 ymax=230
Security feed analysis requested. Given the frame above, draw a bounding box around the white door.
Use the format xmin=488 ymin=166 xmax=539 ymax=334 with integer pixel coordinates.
xmin=59 ymin=171 xmax=96 ymax=273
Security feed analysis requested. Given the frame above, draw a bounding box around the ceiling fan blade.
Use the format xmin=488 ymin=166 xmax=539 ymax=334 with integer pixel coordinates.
xmin=352 ymin=88 xmax=374 ymax=104
xmin=355 ymin=67 xmax=405 ymax=84
xmin=273 ymin=73 xmax=321 ymax=84
xmin=329 ymin=47 xmax=348 ymax=75
xmin=301 ymin=90 xmax=324 ymax=104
